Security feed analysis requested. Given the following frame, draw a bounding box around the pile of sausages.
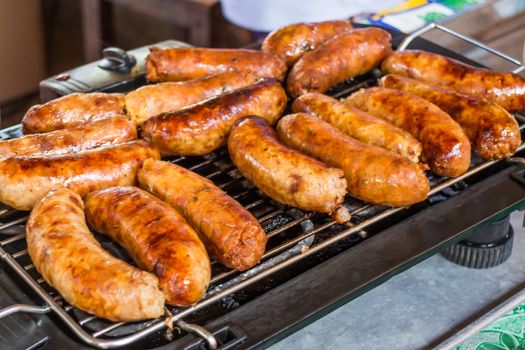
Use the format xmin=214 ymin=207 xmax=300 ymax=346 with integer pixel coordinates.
xmin=3 ymin=19 xmax=524 ymax=322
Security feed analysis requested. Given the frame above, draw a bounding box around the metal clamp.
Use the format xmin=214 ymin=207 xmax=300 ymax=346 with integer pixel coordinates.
xmin=397 ymin=22 xmax=525 ymax=74
xmin=177 ymin=320 xmax=218 ymax=350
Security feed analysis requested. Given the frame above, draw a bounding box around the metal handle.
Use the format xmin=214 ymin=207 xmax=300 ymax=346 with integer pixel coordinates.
xmin=397 ymin=22 xmax=525 ymax=74
xmin=0 ymin=304 xmax=50 ymax=319
xmin=177 ymin=320 xmax=218 ymax=350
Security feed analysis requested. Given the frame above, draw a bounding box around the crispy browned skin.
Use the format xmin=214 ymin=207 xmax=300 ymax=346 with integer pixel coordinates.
xmin=22 ymin=92 xmax=125 ymax=134
xmin=0 ymin=140 xmax=160 ymax=211
xmin=85 ymin=186 xmax=210 ymax=306
xmin=228 ymin=116 xmax=348 ymax=215
xmin=379 ymin=74 xmax=521 ymax=160
xmin=277 ymin=113 xmax=429 ymax=207
xmin=27 ymin=188 xmax=164 ymax=321
xmin=141 ymin=79 xmax=287 ymax=156
xmin=0 ymin=116 xmax=137 ymax=159
xmin=138 ymin=159 xmax=267 ymax=270
xmin=292 ymin=93 xmax=422 ymax=162
xmin=286 ymin=27 xmax=392 ymax=98
xmin=125 ymin=72 xmax=262 ymax=125
xmin=381 ymin=50 xmax=525 ymax=112
xmin=146 ymin=47 xmax=287 ymax=83
xmin=346 ymin=87 xmax=471 ymax=177
xmin=261 ymin=20 xmax=353 ymax=67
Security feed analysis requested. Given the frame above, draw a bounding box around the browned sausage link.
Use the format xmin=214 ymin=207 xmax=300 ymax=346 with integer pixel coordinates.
xmin=379 ymin=74 xmax=521 ymax=160
xmin=286 ymin=27 xmax=392 ymax=98
xmin=381 ymin=50 xmax=525 ymax=113
xmin=145 ymin=47 xmax=287 ymax=83
xmin=138 ymin=159 xmax=267 ymax=270
xmin=22 ymin=92 xmax=125 ymax=134
xmin=0 ymin=140 xmax=160 ymax=211
xmin=85 ymin=186 xmax=211 ymax=306
xmin=27 ymin=188 xmax=164 ymax=321
xmin=261 ymin=20 xmax=353 ymax=67
xmin=276 ymin=113 xmax=429 ymax=207
xmin=346 ymin=87 xmax=471 ymax=177
xmin=0 ymin=116 xmax=137 ymax=159
xmin=125 ymin=72 xmax=262 ymax=125
xmin=228 ymin=116 xmax=348 ymax=219
xmin=141 ymin=79 xmax=287 ymax=156
xmin=291 ymin=93 xmax=422 ymax=162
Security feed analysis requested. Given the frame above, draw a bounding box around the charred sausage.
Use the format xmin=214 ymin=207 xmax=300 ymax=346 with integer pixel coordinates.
xmin=27 ymin=188 xmax=164 ymax=321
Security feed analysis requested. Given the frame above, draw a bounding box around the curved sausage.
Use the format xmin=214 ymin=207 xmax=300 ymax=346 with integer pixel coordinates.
xmin=228 ymin=116 xmax=349 ymax=221
xmin=85 ymin=186 xmax=211 ymax=306
xmin=125 ymin=72 xmax=262 ymax=125
xmin=291 ymin=93 xmax=422 ymax=162
xmin=286 ymin=27 xmax=392 ymax=98
xmin=0 ymin=140 xmax=160 ymax=210
xmin=276 ymin=113 xmax=429 ymax=207
xmin=381 ymin=50 xmax=525 ymax=112
xmin=145 ymin=47 xmax=287 ymax=83
xmin=27 ymin=188 xmax=164 ymax=321
xmin=138 ymin=159 xmax=267 ymax=270
xmin=22 ymin=92 xmax=125 ymax=134
xmin=0 ymin=116 xmax=137 ymax=159
xmin=346 ymin=87 xmax=471 ymax=177
xmin=261 ymin=20 xmax=353 ymax=67
xmin=379 ymin=74 xmax=521 ymax=160
xmin=141 ymin=78 xmax=287 ymax=156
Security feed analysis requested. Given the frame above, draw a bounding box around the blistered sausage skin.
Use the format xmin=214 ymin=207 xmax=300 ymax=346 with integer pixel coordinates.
xmin=22 ymin=92 xmax=125 ymax=134
xmin=125 ymin=72 xmax=262 ymax=125
xmin=141 ymin=79 xmax=287 ymax=156
xmin=85 ymin=186 xmax=211 ymax=306
xmin=138 ymin=159 xmax=267 ymax=271
xmin=228 ymin=117 xmax=349 ymax=220
xmin=277 ymin=113 xmax=429 ymax=207
xmin=261 ymin=20 xmax=353 ymax=67
xmin=379 ymin=74 xmax=521 ymax=160
xmin=286 ymin=27 xmax=392 ymax=98
xmin=27 ymin=188 xmax=165 ymax=321
xmin=381 ymin=50 xmax=525 ymax=112
xmin=291 ymin=93 xmax=422 ymax=162
xmin=146 ymin=47 xmax=287 ymax=83
xmin=0 ymin=116 xmax=137 ymax=159
xmin=346 ymin=88 xmax=471 ymax=177
xmin=0 ymin=140 xmax=160 ymax=211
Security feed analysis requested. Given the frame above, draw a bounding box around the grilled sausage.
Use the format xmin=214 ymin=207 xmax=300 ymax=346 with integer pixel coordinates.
xmin=27 ymin=188 xmax=164 ymax=321
xmin=286 ymin=27 xmax=392 ymax=98
xmin=141 ymin=79 xmax=287 ymax=156
xmin=346 ymin=87 xmax=471 ymax=177
xmin=276 ymin=113 xmax=429 ymax=207
xmin=261 ymin=20 xmax=353 ymax=67
xmin=146 ymin=47 xmax=287 ymax=83
xmin=22 ymin=92 xmax=125 ymax=134
xmin=381 ymin=50 xmax=525 ymax=112
xmin=228 ymin=117 xmax=349 ymax=221
xmin=125 ymin=72 xmax=262 ymax=125
xmin=85 ymin=186 xmax=210 ymax=306
xmin=379 ymin=74 xmax=521 ymax=160
xmin=0 ymin=140 xmax=160 ymax=211
xmin=138 ymin=159 xmax=267 ymax=270
xmin=291 ymin=93 xmax=422 ymax=162
xmin=0 ymin=116 xmax=137 ymax=159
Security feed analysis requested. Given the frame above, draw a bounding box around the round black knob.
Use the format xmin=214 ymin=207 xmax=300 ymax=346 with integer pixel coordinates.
xmin=98 ymin=47 xmax=136 ymax=73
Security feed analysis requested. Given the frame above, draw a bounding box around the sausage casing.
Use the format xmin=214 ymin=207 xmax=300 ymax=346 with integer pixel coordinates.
xmin=0 ymin=139 xmax=160 ymax=210
xmin=291 ymin=93 xmax=422 ymax=162
xmin=141 ymin=79 xmax=287 ymax=156
xmin=276 ymin=113 xmax=429 ymax=207
xmin=286 ymin=27 xmax=392 ymax=98
xmin=381 ymin=50 xmax=525 ymax=112
xmin=22 ymin=92 xmax=125 ymax=134
xmin=379 ymin=74 xmax=521 ymax=160
xmin=138 ymin=159 xmax=267 ymax=270
xmin=27 ymin=188 xmax=164 ymax=321
xmin=346 ymin=87 xmax=471 ymax=177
